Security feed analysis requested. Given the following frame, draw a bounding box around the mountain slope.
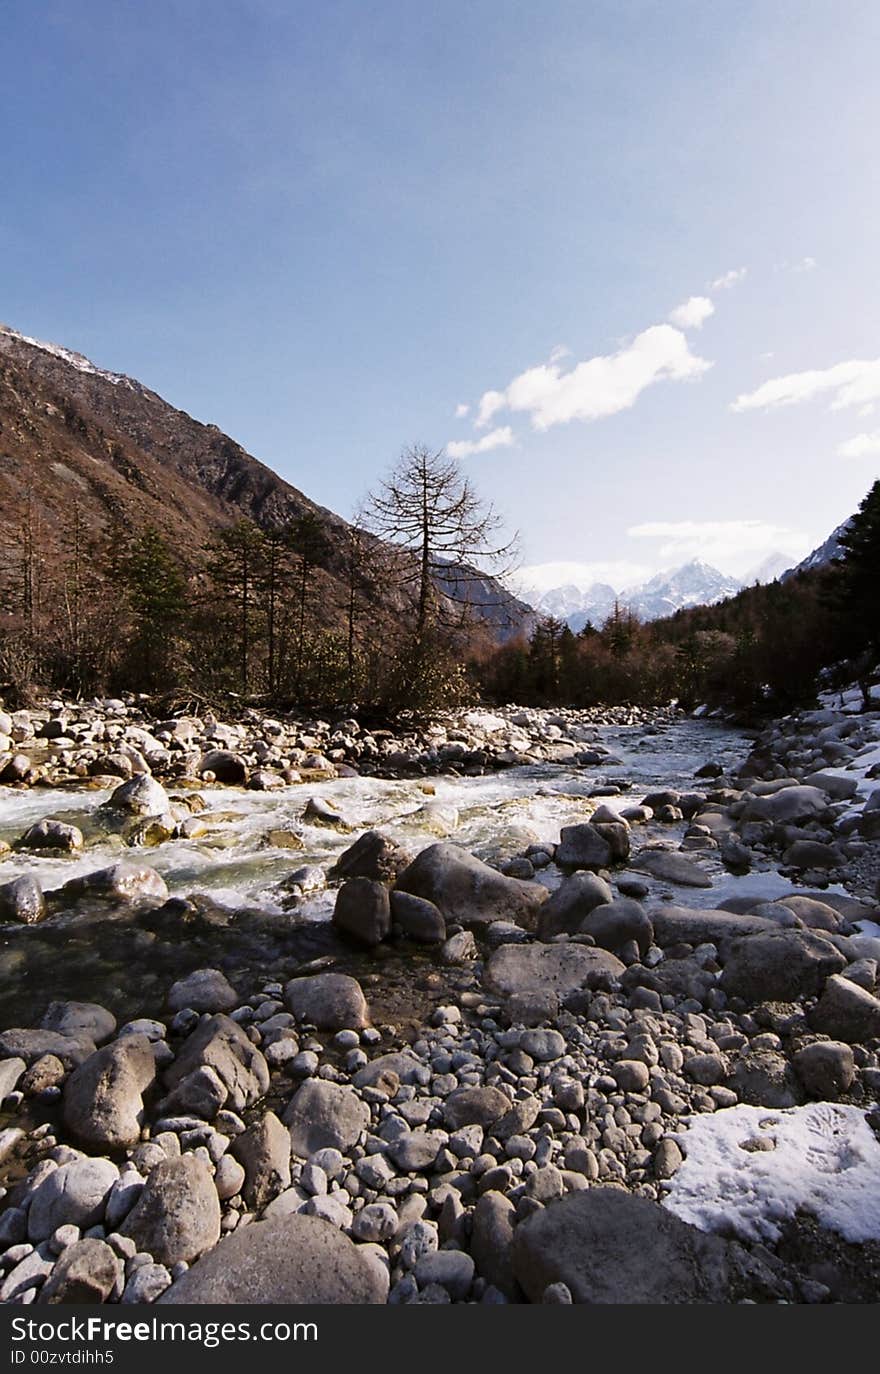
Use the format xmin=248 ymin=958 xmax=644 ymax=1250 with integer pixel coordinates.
xmin=519 ymin=559 xmax=742 ymax=629
xmin=0 ymin=324 xmax=530 ymax=642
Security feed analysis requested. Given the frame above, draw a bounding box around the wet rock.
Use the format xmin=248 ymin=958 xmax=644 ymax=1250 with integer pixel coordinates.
xmin=121 ymin=1155 xmax=221 ymax=1267
xmin=106 ymin=774 xmax=171 ymax=815
xmin=741 ymin=786 xmax=830 ymax=825
xmin=231 ymin=1111 xmax=291 ymax=1210
xmin=391 ymin=891 xmax=446 ymax=943
xmin=719 ymin=930 xmax=846 ymax=1003
xmin=38 ymin=1238 xmax=119 ymax=1304
xmin=512 ymin=1189 xmax=785 ymax=1303
xmin=28 ymin=1158 xmax=120 ymax=1242
xmin=396 ymin=842 xmax=546 ymax=931
xmin=284 ymin=1079 xmax=370 ymax=1157
xmin=18 ymin=819 xmax=83 ymax=852
xmin=167 ymin=968 xmax=238 ymax=1014
xmin=159 ymin=1214 xmax=386 ymax=1304
xmin=163 ymin=1014 xmax=269 ymax=1114
xmin=42 ymin=1002 xmax=116 ymax=1046
xmin=285 ymin=972 xmax=369 ymax=1030
xmin=537 ymin=872 xmax=613 ymax=939
xmin=333 ymin=878 xmax=392 ymax=946
xmin=332 ymin=830 xmax=410 ymax=883
xmin=809 ymin=975 xmax=880 ymax=1043
xmin=630 ymin=849 xmax=712 ymax=888
xmin=0 ymin=875 xmax=46 ymax=924
xmin=554 ymin=824 xmax=612 ymax=871
xmin=60 ymin=862 xmax=169 ymax=904
xmin=303 ymin=796 xmax=347 ymax=828
xmin=63 ymin=1035 xmax=156 ymax=1150
xmin=198 ymin=751 xmax=249 ymax=785
xmin=652 ymin=906 xmax=777 ymax=947
xmin=793 ymin=1041 xmax=855 ymax=1099
xmin=484 ymin=943 xmax=624 ymax=1002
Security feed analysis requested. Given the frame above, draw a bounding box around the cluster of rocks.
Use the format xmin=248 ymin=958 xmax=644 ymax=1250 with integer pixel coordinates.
xmin=0 ymin=699 xmax=678 ymax=797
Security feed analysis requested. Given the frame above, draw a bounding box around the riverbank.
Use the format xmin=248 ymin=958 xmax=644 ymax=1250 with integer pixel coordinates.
xmin=0 ymin=694 xmax=878 ymax=1304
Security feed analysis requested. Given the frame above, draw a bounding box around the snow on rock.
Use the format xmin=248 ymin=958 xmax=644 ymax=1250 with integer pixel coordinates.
xmin=663 ymin=1102 xmax=880 ymax=1244
xmin=0 ymin=324 xmax=137 ymax=390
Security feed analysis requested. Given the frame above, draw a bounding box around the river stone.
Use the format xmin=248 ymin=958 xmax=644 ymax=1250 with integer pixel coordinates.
xmin=741 ymin=786 xmax=830 ymax=825
xmin=395 ymin=842 xmax=546 ymax=931
xmin=284 ymin=1079 xmax=370 ymax=1157
xmin=471 ymin=1192 xmax=519 ymax=1300
xmin=390 ymin=890 xmax=446 ymax=943
xmin=719 ymin=930 xmax=846 ymax=1002
xmin=285 ymin=973 xmax=369 ymax=1030
xmin=60 ymin=862 xmax=169 ymax=904
xmin=163 ymin=1063 xmax=228 ymax=1119
xmin=18 ymin=819 xmax=83 ymax=852
xmin=42 ymin=1001 xmax=116 ymax=1046
xmin=443 ymin=1085 xmax=511 ymax=1130
xmin=0 ymin=875 xmax=46 ymax=925
xmin=580 ymin=897 xmax=653 ymax=956
xmin=158 ymin=1214 xmax=385 ymax=1304
xmin=809 ymin=975 xmax=880 ymax=1043
xmin=0 ymin=1029 xmax=92 ymax=1067
xmin=776 ymin=896 xmax=842 ymax=932
xmin=512 ymin=1189 xmax=784 ymax=1303
xmin=107 ymin=774 xmax=171 ymax=815
xmin=333 ymin=878 xmax=391 ymax=946
xmin=630 ymin=849 xmax=712 ymax=888
xmin=783 ymin=840 xmax=840 ymax=870
xmin=554 ymin=824 xmax=612 ymax=871
xmin=167 ymin=968 xmax=237 ymax=1014
xmin=0 ymin=1057 xmax=26 ymax=1100
xmin=537 ymin=872 xmax=613 ymax=939
xmin=352 ymin=1051 xmax=424 ymax=1088
xmin=727 ymin=1051 xmax=802 ymax=1107
xmin=62 ymin=1035 xmax=156 ymax=1150
xmin=28 ymin=1158 xmax=120 ymax=1242
xmin=163 ymin=1014 xmax=269 ymax=1113
xmin=231 ymin=1111 xmax=291 ymax=1210
xmin=793 ymin=1040 xmax=855 ymax=1098
xmin=386 ymin=1131 xmax=445 ymax=1172
xmin=484 ymin=943 xmax=624 ymax=1002
xmin=652 ymin=906 xmax=783 ymax=949
xmin=332 ymin=830 xmax=410 ymax=883
xmin=38 ymin=1238 xmax=119 ymax=1304
xmin=121 ymin=1155 xmax=220 ymax=1267
xmin=198 ymin=750 xmax=249 ymax=785
xmin=803 ymin=771 xmax=859 ymax=800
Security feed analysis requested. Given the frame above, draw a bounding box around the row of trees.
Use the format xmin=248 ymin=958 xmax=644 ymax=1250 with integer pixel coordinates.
xmin=0 ymin=445 xmax=516 ymax=715
xmin=478 ymin=480 xmax=880 ymax=715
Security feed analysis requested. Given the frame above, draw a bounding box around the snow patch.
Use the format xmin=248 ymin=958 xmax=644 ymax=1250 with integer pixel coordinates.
xmin=0 ymin=324 xmax=136 ymax=389
xmin=664 ymin=1103 xmax=880 ymax=1244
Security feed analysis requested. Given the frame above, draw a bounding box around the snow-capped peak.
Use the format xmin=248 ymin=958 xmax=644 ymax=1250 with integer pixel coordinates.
xmin=0 ymin=322 xmax=136 ymax=389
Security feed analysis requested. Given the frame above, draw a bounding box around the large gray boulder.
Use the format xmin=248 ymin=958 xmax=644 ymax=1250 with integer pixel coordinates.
xmin=284 ymin=1079 xmax=370 ymax=1157
xmin=332 ymin=878 xmax=391 ymax=946
xmin=163 ymin=1014 xmax=269 ymax=1113
xmin=0 ymin=876 xmax=45 ymax=925
xmin=512 ymin=1189 xmax=785 ymax=1303
xmin=809 ymin=975 xmax=880 ymax=1043
xmin=395 ymin=843 xmax=546 ymax=931
xmin=28 ymin=1158 xmax=120 ymax=1242
xmin=121 ymin=1155 xmax=220 ymax=1267
xmin=580 ymin=897 xmax=653 ymax=956
xmin=537 ymin=872 xmax=613 ymax=940
xmin=231 ymin=1111 xmax=291 ymax=1210
xmin=651 ymin=906 xmax=781 ymax=948
xmin=42 ymin=1001 xmax=116 ymax=1046
xmin=158 ymin=1214 xmax=386 ymax=1304
xmin=167 ymin=968 xmax=237 ymax=1014
xmin=331 ymin=830 xmax=409 ymax=883
xmin=554 ymin=824 xmax=612 ymax=871
xmin=62 ymin=1035 xmax=156 ymax=1150
xmin=390 ymin=890 xmax=446 ymax=942
xmin=484 ymin=942 xmax=624 ymax=1002
xmin=719 ymin=930 xmax=846 ymax=1002
xmin=284 ymin=973 xmax=369 ymax=1030
xmin=630 ymin=849 xmax=712 ymax=888
xmin=740 ymin=785 xmax=830 ymax=825
xmin=106 ymin=774 xmax=170 ymax=816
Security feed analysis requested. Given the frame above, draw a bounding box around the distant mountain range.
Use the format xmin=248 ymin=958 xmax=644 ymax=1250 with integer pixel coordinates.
xmin=519 ymin=558 xmax=746 ymax=630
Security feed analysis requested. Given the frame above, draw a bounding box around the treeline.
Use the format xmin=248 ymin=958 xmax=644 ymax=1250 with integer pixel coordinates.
xmin=0 ymin=445 xmax=511 ymax=715
xmin=478 ymin=480 xmax=880 ymax=716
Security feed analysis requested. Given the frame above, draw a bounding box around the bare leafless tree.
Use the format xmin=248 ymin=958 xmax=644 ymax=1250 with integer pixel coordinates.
xmin=360 ymin=443 xmax=518 ymax=658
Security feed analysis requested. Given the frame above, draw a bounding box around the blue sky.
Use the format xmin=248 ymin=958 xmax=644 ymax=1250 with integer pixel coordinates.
xmin=3 ymin=1 xmax=879 ymax=589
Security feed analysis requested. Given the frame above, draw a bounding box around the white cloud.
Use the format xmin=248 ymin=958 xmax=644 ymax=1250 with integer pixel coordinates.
xmin=793 ymin=255 xmax=817 ymax=273
xmin=454 ymin=402 xmax=470 ymax=419
xmin=732 ymin=357 xmax=880 ymax=413
xmin=446 ymin=425 xmax=515 ymax=459
xmin=669 ymin=295 xmax=715 ymax=330
xmin=475 ymin=324 xmax=711 ymax=433
xmin=710 ymin=267 xmax=747 ymax=290
xmin=627 ymin=518 xmax=810 ymax=574
xmin=837 ymin=430 xmax=880 ymax=459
